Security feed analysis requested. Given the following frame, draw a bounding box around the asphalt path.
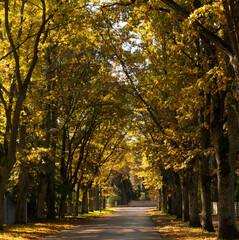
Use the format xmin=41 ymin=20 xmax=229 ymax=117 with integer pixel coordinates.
xmin=40 ymin=207 xmax=162 ymax=240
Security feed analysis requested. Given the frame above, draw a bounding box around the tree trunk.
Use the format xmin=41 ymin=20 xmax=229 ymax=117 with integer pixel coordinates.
xmin=188 ymin=163 xmax=201 ymax=227
xmin=103 ymin=196 xmax=106 ymax=209
xmin=93 ymin=185 xmax=100 ymax=211
xmin=75 ymin=181 xmax=81 ymax=216
xmin=59 ymin=127 xmax=67 ymax=218
xmin=197 ymin=88 xmax=215 ymax=232
xmin=81 ymin=188 xmax=88 ymax=214
xmin=46 ymin=157 xmax=56 ymax=219
xmin=45 ymin=110 xmax=56 ymax=219
xmin=212 ymin=157 xmax=218 ymax=202
xmin=212 ymin=105 xmax=239 ymax=239
xmin=0 ymin=169 xmax=8 ymax=230
xmin=99 ymin=186 xmax=102 ymax=211
xmin=160 ymin=172 xmax=169 ymax=213
xmin=200 ymin=155 xmax=214 ymax=232
xmin=59 ymin=189 xmax=67 ymax=218
xmin=15 ymin=125 xmax=29 ymax=224
xmin=182 ymin=169 xmax=189 ymax=222
xmin=44 ymin=46 xmax=58 ymax=220
xmin=0 ymin=190 xmax=4 ymax=231
xmin=161 ymin=185 xmax=168 ymax=213
xmin=89 ymin=188 xmax=94 ymax=212
xmin=35 ymin=174 xmax=48 ymax=220
xmin=167 ymin=170 xmax=176 ymax=215
xmin=175 ymin=172 xmax=182 ymax=219
xmin=15 ymin=163 xmax=29 ymax=224
xmin=157 ymin=190 xmax=161 ymax=210
xmin=167 ymin=195 xmax=174 ymax=215
xmin=67 ymin=191 xmax=73 ymax=215
xmin=199 ymin=121 xmax=214 ymax=231
xmin=120 ymin=180 xmax=127 ymax=205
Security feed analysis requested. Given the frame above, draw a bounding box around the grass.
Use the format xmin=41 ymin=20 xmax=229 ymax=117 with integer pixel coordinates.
xmin=0 ymin=208 xmax=116 ymax=240
xmin=148 ymin=208 xmax=218 ymax=240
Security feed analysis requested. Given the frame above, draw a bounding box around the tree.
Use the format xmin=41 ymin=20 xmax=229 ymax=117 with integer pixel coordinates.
xmin=0 ymin=0 xmax=55 ymax=229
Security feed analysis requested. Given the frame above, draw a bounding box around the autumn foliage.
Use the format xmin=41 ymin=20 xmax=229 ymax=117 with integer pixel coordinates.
xmin=0 ymin=0 xmax=239 ymax=239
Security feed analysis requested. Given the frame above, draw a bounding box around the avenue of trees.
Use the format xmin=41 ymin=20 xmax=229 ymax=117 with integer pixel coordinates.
xmin=0 ymin=0 xmax=239 ymax=239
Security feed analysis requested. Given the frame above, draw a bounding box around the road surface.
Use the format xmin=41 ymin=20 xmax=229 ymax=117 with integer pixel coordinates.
xmin=40 ymin=207 xmax=162 ymax=240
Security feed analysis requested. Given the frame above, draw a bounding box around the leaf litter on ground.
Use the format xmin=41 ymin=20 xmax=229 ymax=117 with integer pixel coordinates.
xmin=148 ymin=208 xmax=218 ymax=240
xmin=0 ymin=208 xmax=115 ymax=239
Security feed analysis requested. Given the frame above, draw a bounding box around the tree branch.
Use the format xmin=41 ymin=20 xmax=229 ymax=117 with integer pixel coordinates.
xmin=4 ymin=0 xmax=22 ymax=88
xmin=0 ymin=89 xmax=7 ymax=111
xmin=101 ymin=0 xmax=136 ymax=8
xmin=160 ymin=0 xmax=233 ymax=56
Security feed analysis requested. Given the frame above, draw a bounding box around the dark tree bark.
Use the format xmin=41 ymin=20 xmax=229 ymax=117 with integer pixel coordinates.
xmin=199 ymin=126 xmax=215 ymax=231
xmin=59 ymin=190 xmax=67 ymax=218
xmin=199 ymin=155 xmax=214 ymax=232
xmin=81 ymin=188 xmax=89 ymax=214
xmin=167 ymin=195 xmax=173 ymax=215
xmin=59 ymin=127 xmax=67 ymax=217
xmin=102 ymin=195 xmax=106 ymax=209
xmin=15 ymin=163 xmax=29 ymax=224
xmin=15 ymin=125 xmax=29 ymax=224
xmin=167 ymin=170 xmax=176 ymax=216
xmin=99 ymin=186 xmax=102 ymax=211
xmin=89 ymin=188 xmax=94 ymax=212
xmin=161 ymin=184 xmax=168 ymax=213
xmin=188 ymin=162 xmax=201 ymax=227
xmin=157 ymin=190 xmax=162 ymax=210
xmin=182 ymin=169 xmax=189 ymax=222
xmin=161 ymin=172 xmax=168 ymax=213
xmin=0 ymin=176 xmax=7 ymax=229
xmin=46 ymin=156 xmax=56 ymax=219
xmin=93 ymin=185 xmax=100 ymax=211
xmin=35 ymin=173 xmax=48 ymax=220
xmin=75 ymin=181 xmax=81 ymax=216
xmin=212 ymin=105 xmax=239 ymax=239
xmin=199 ymin=98 xmax=214 ymax=232
xmin=174 ymin=172 xmax=182 ymax=219
xmin=67 ymin=191 xmax=73 ymax=215
xmin=45 ymin=46 xmax=57 ymax=220
xmin=120 ymin=180 xmax=128 ymax=205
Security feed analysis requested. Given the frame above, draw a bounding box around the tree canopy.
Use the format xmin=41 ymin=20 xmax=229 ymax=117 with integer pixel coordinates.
xmin=0 ymin=0 xmax=239 ymax=239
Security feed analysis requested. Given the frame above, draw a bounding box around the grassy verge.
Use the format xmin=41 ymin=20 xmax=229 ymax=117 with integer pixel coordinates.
xmin=148 ymin=208 xmax=218 ymax=240
xmin=0 ymin=208 xmax=116 ymax=240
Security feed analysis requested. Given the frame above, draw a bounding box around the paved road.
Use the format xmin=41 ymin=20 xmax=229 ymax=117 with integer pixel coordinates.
xmin=40 ymin=207 xmax=162 ymax=240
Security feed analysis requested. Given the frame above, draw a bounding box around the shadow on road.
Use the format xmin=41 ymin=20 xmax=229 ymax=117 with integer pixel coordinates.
xmin=40 ymin=207 xmax=162 ymax=240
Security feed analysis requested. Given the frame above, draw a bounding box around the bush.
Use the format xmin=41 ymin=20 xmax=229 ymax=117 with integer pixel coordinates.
xmin=139 ymin=192 xmax=145 ymax=201
xmin=107 ymin=194 xmax=119 ymax=203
